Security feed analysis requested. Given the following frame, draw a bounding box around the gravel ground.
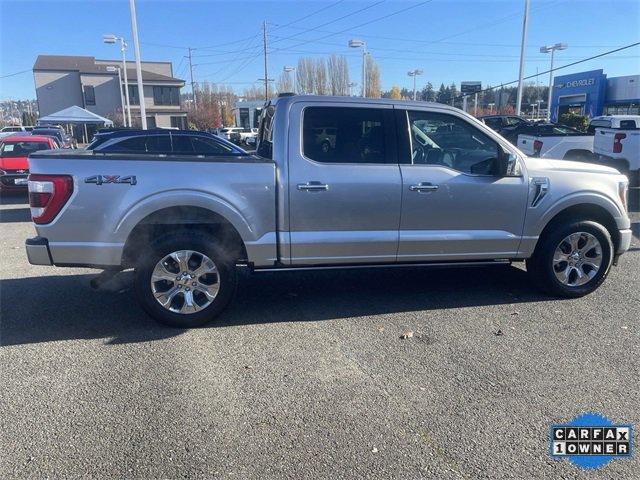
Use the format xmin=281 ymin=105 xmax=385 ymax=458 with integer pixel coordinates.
xmin=1 ymin=191 xmax=639 ymax=479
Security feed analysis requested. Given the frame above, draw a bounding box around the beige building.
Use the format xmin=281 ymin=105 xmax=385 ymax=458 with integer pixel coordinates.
xmin=33 ymin=55 xmax=187 ymax=129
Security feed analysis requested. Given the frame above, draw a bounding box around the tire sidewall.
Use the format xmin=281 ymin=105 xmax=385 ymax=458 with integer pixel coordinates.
xmin=134 ymin=231 xmax=237 ymax=328
xmin=533 ymin=221 xmax=613 ymax=297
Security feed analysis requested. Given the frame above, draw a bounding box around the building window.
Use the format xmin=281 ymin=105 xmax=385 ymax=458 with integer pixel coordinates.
xmin=128 ymin=85 xmax=140 ymax=105
xmin=153 ymin=86 xmax=180 ymax=106
xmin=170 ymin=116 xmax=186 ymax=129
xmin=146 ymin=116 xmax=157 ymax=129
xmin=83 ymin=85 xmax=96 ymax=106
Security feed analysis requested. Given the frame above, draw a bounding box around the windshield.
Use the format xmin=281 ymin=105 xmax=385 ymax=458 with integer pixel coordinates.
xmin=33 ymin=129 xmax=63 ymax=141
xmin=0 ymin=141 xmax=51 ymax=157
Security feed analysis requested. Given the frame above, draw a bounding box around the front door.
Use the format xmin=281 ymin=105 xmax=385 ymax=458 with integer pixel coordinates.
xmin=288 ymin=102 xmax=402 ymax=265
xmin=397 ymin=108 xmax=528 ymax=261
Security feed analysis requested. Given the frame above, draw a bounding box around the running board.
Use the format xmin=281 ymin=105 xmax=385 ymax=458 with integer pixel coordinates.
xmin=253 ymin=259 xmax=511 ymax=273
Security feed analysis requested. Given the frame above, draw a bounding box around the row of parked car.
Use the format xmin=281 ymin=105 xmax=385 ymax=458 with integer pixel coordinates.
xmin=0 ymin=125 xmax=77 ymax=191
xmin=479 ymin=114 xmax=640 ymax=185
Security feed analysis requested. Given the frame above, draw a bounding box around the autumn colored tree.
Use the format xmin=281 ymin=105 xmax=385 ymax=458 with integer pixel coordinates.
xmin=389 ymin=85 xmax=402 ymax=99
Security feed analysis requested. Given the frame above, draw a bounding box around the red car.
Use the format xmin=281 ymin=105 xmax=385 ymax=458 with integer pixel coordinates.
xmin=0 ymin=135 xmax=57 ymax=191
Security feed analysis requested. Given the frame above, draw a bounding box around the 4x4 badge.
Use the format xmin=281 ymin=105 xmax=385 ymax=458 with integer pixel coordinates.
xmin=84 ymin=175 xmax=137 ymax=185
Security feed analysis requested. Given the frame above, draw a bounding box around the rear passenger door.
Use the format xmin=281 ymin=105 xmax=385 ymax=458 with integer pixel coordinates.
xmin=287 ymin=102 xmax=402 ymax=265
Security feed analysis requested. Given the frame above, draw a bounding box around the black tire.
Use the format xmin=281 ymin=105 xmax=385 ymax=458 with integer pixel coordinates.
xmin=134 ymin=230 xmax=237 ymax=328
xmin=526 ymin=220 xmax=613 ymax=298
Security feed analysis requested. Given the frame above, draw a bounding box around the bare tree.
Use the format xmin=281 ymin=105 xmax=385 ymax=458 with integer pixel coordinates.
xmin=296 ymin=57 xmax=315 ymax=94
xmin=327 ymin=54 xmax=350 ymax=96
xmin=314 ymin=58 xmax=328 ymax=95
xmin=276 ymin=71 xmax=294 ymax=94
xmin=365 ymin=55 xmax=381 ymax=98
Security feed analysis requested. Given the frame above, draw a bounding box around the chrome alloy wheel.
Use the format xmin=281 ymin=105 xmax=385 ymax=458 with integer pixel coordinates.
xmin=552 ymin=232 xmax=603 ymax=287
xmin=150 ymin=250 xmax=220 ymax=314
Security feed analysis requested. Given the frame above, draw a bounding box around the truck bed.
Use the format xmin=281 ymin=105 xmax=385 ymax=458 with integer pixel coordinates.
xmin=28 ymin=149 xmax=278 ymax=267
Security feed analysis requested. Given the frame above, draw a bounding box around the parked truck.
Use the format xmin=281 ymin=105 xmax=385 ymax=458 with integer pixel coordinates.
xmin=25 ymin=96 xmax=632 ymax=327
xmin=592 ymin=115 xmax=640 ymax=186
xmin=516 ymin=123 xmax=595 ymax=161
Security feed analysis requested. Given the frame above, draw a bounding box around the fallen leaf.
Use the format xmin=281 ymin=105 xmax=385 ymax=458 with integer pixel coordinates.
xmin=493 ymin=329 xmax=503 ymax=336
xmin=371 ymin=447 xmax=378 ymax=453
xmin=400 ymin=331 xmax=414 ymax=339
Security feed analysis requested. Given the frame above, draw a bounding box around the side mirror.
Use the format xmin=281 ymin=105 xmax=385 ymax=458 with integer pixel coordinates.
xmin=497 ymin=146 xmax=521 ymax=177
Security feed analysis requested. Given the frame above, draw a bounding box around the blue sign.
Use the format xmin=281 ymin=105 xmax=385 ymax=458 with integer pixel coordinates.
xmin=550 ymin=412 xmax=632 ymax=469
xmin=550 ymin=69 xmax=607 ymax=122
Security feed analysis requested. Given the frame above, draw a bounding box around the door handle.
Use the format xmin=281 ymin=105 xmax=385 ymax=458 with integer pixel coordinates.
xmin=297 ymin=182 xmax=329 ymax=191
xmin=409 ymin=182 xmax=439 ymax=192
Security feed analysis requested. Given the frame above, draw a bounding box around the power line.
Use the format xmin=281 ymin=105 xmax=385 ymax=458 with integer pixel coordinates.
xmin=270 ymin=0 xmax=434 ymax=54
xmin=269 ymin=0 xmax=386 ymax=47
xmin=0 ymin=69 xmax=31 ymax=79
xmin=449 ymin=42 xmax=640 ymax=101
xmin=269 ymin=0 xmax=346 ymax=32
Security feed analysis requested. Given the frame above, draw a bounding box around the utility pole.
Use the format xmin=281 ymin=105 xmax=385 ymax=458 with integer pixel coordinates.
xmin=515 ymin=0 xmax=530 ymax=116
xmin=129 ymin=0 xmax=147 ymax=129
xmin=263 ymin=20 xmax=269 ymax=101
xmin=188 ymin=47 xmax=197 ymax=111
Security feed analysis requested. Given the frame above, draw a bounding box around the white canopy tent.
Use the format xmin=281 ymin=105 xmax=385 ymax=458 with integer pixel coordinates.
xmin=38 ymin=106 xmax=113 ymax=143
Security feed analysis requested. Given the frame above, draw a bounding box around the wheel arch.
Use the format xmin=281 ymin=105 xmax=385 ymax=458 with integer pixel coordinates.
xmin=121 ymin=204 xmax=249 ymax=268
xmin=534 ymin=202 xmax=621 ymax=255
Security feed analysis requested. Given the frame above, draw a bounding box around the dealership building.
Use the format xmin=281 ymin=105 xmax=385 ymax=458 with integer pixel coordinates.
xmin=550 ymin=69 xmax=639 ymax=122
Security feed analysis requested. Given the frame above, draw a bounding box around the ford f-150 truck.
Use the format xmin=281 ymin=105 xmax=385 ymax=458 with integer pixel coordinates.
xmin=592 ymin=115 xmax=640 ymax=186
xmin=25 ymin=96 xmax=632 ymax=327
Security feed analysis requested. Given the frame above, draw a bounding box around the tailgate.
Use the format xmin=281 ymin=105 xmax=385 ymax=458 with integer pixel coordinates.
xmin=517 ymin=135 xmax=537 ymax=155
xmin=594 ymin=128 xmax=615 ymax=155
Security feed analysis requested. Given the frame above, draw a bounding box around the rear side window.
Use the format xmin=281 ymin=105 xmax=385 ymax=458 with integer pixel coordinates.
xmin=172 ymin=135 xmax=235 ymax=155
xmin=619 ymin=120 xmax=637 ymax=129
xmin=483 ymin=118 xmax=502 ymax=129
xmin=302 ymin=106 xmax=389 ymax=164
xmin=99 ymin=135 xmax=171 ymax=153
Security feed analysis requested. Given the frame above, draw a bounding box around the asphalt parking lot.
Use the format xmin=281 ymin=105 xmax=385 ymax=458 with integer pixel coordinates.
xmin=1 ymin=191 xmax=639 ymax=479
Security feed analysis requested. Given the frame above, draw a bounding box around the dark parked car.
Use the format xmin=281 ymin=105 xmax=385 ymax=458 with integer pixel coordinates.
xmin=32 ymin=126 xmax=74 ymax=149
xmin=479 ymin=115 xmax=531 ymax=134
xmin=86 ymin=129 xmax=247 ymax=156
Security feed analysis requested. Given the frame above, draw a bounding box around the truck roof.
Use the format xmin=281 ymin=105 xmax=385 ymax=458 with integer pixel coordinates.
xmin=268 ymin=94 xmax=465 ymax=114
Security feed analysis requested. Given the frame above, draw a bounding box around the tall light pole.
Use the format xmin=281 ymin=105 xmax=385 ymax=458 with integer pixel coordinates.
xmin=407 ymin=69 xmax=423 ymax=101
xmin=103 ymin=34 xmax=131 ymax=127
xmin=128 ymin=0 xmax=147 ymax=129
xmin=284 ymin=66 xmax=296 ymax=94
xmin=540 ymin=43 xmax=568 ymax=121
xmin=106 ymin=66 xmax=126 ymax=127
xmin=349 ymin=39 xmax=367 ymax=97
xmin=515 ymin=0 xmax=530 ymax=116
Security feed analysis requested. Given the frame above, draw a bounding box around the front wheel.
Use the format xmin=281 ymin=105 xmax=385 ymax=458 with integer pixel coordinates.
xmin=526 ymin=221 xmax=613 ymax=297
xmin=134 ymin=231 xmax=237 ymax=327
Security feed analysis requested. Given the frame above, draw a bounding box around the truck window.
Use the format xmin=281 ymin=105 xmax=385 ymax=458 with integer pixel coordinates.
xmin=99 ymin=135 xmax=170 ymax=153
xmin=407 ymin=110 xmax=501 ymax=175
xmin=619 ymin=120 xmax=637 ymax=129
xmin=302 ymin=106 xmax=388 ymax=164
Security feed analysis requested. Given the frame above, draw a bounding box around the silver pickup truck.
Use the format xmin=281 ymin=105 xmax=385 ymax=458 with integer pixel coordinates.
xmin=25 ymin=95 xmax=632 ymax=327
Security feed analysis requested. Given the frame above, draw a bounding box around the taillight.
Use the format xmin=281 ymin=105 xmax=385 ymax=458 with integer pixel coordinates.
xmin=613 ymin=133 xmax=626 ymax=153
xmin=533 ymin=140 xmax=543 ymax=156
xmin=28 ymin=174 xmax=73 ymax=224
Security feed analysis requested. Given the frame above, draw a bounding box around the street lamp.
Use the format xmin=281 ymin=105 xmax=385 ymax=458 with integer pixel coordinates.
xmin=348 ymin=82 xmax=357 ymax=97
xmin=349 ymin=39 xmax=367 ymax=97
xmin=407 ymin=69 xmax=423 ymax=101
xmin=103 ymin=33 xmax=132 ymax=127
xmin=284 ymin=66 xmax=296 ymax=94
xmin=540 ymin=42 xmax=568 ymax=121
xmin=106 ymin=66 xmax=127 ymax=127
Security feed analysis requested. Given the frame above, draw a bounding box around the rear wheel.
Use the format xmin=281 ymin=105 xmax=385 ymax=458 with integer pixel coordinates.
xmin=134 ymin=231 xmax=237 ymax=327
xmin=526 ymin=221 xmax=613 ymax=297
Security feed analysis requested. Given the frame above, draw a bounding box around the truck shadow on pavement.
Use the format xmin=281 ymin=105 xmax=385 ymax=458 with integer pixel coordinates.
xmin=0 ymin=207 xmax=31 ymax=223
xmin=1 ymin=265 xmax=556 ymax=347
